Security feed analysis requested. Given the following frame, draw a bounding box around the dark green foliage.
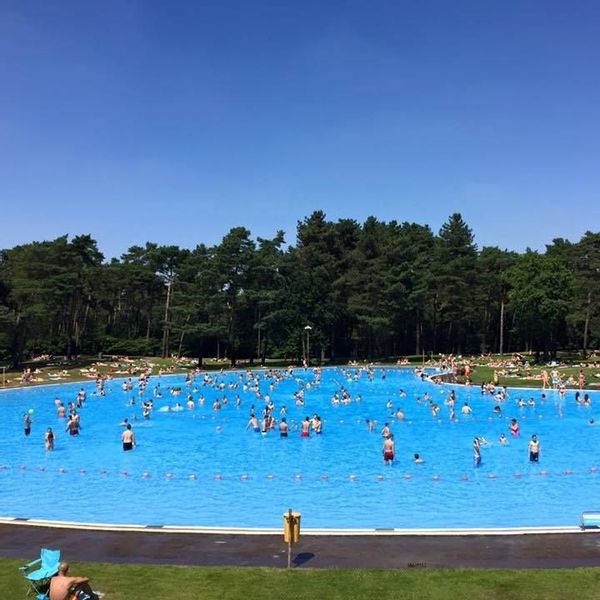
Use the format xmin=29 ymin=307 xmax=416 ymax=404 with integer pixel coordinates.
xmin=0 ymin=214 xmax=597 ymax=366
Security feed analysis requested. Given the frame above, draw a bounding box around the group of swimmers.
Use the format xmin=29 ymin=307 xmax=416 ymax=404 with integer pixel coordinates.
xmin=473 ymin=433 xmax=540 ymax=467
xmin=21 ymin=364 xmax=594 ymax=474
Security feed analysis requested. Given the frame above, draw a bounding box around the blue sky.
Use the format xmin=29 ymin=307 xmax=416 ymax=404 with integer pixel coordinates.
xmin=1 ymin=0 xmax=599 ymax=258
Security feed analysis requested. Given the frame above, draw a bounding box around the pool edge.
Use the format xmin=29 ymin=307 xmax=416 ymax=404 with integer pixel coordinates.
xmin=0 ymin=516 xmax=584 ymax=536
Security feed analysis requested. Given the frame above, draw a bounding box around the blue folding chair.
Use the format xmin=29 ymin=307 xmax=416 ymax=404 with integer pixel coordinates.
xmin=19 ymin=548 xmax=61 ymax=599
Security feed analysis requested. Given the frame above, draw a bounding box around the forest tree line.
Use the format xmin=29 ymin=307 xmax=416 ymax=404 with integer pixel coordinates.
xmin=0 ymin=212 xmax=598 ymax=368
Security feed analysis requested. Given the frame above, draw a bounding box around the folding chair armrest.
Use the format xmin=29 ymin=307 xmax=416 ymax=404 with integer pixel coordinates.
xmin=19 ymin=558 xmax=41 ymax=571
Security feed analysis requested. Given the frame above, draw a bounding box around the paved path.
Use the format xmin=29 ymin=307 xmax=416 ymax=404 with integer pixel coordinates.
xmin=2 ymin=524 xmax=600 ymax=569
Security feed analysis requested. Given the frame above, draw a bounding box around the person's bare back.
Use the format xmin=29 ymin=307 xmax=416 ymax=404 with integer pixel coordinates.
xmin=49 ymin=562 xmax=99 ymax=600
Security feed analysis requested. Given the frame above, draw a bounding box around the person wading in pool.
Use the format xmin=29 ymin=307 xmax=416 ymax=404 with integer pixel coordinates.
xmin=246 ymin=415 xmax=260 ymax=432
xmin=473 ymin=437 xmax=482 ymax=467
xmin=383 ymin=434 xmax=395 ymax=465
xmin=279 ymin=417 xmax=289 ymax=437
xmin=45 ymin=427 xmax=55 ymax=451
xmin=65 ymin=415 xmax=80 ymax=436
xmin=528 ymin=434 xmax=540 ymax=462
xmin=121 ymin=423 xmax=136 ymax=451
xmin=23 ymin=413 xmax=32 ymax=436
xmin=301 ymin=416 xmax=311 ymax=437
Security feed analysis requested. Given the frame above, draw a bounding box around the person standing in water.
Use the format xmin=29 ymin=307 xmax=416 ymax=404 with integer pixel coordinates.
xmin=473 ymin=437 xmax=482 ymax=467
xmin=65 ymin=415 xmax=80 ymax=436
xmin=45 ymin=428 xmax=55 ymax=451
xmin=279 ymin=417 xmax=289 ymax=437
xmin=23 ymin=412 xmax=32 ymax=436
xmin=528 ymin=434 xmax=540 ymax=462
xmin=121 ymin=424 xmax=136 ymax=451
xmin=301 ymin=416 xmax=311 ymax=438
xmin=383 ymin=434 xmax=395 ymax=465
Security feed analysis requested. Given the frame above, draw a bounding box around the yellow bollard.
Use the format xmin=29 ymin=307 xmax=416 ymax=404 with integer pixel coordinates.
xmin=283 ymin=509 xmax=301 ymax=567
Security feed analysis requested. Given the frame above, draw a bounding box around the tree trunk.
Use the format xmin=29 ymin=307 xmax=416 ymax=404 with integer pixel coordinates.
xmin=176 ymin=314 xmax=191 ymax=358
xmin=415 ymin=319 xmax=421 ymax=356
xmin=583 ymin=290 xmax=592 ymax=352
xmin=161 ymin=281 xmax=173 ymax=358
xmin=330 ymin=325 xmax=335 ymax=360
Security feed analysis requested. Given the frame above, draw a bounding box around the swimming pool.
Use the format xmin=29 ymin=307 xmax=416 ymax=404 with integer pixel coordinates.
xmin=1 ymin=367 xmax=598 ymax=530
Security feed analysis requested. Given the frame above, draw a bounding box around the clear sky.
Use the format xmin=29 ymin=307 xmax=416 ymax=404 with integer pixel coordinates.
xmin=1 ymin=0 xmax=599 ymax=258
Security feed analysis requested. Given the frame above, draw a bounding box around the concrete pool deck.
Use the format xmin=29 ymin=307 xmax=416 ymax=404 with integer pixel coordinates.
xmin=2 ymin=522 xmax=600 ymax=569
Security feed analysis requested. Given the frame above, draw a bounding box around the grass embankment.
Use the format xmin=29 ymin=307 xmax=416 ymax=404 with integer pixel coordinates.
xmin=457 ymin=360 xmax=600 ymax=390
xmin=0 ymin=356 xmax=246 ymax=390
xmin=3 ymin=559 xmax=600 ymax=599
xmin=1 ymin=353 xmax=599 ymax=392
xmin=0 ymin=356 xmax=311 ymax=390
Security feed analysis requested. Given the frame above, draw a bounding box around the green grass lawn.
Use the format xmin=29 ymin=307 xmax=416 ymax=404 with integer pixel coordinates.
xmin=3 ymin=559 xmax=600 ymax=599
xmin=457 ymin=364 xmax=600 ymax=389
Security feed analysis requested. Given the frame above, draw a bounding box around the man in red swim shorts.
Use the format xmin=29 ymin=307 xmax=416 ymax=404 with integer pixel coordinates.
xmin=383 ymin=434 xmax=395 ymax=465
xmin=301 ymin=416 xmax=311 ymax=437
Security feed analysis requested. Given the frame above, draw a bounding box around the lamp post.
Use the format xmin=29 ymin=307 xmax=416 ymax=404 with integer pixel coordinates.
xmin=304 ymin=325 xmax=312 ymax=366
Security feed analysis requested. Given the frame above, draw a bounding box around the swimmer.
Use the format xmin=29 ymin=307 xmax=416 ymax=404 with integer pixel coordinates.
xmin=381 ymin=422 xmax=391 ymax=438
xmin=461 ymin=402 xmax=472 ymax=415
xmin=45 ymin=427 xmax=55 ymax=451
xmin=65 ymin=415 xmax=80 ymax=436
xmin=510 ymin=418 xmax=520 ymax=437
xmin=279 ymin=418 xmax=289 ymax=437
xmin=414 ymin=453 xmax=424 ymax=464
xmin=121 ymin=423 xmax=136 ymax=451
xmin=23 ymin=413 xmax=32 ymax=436
xmin=499 ymin=433 xmax=509 ymax=445
xmin=246 ymin=415 xmax=260 ymax=432
xmin=528 ymin=434 xmax=540 ymax=462
xmin=313 ymin=415 xmax=323 ymax=434
xmin=260 ymin=416 xmax=269 ymax=434
xmin=473 ymin=437 xmax=482 ymax=467
xmin=301 ymin=416 xmax=311 ymax=438
xmin=383 ymin=434 xmax=395 ymax=465
xmin=366 ymin=419 xmax=376 ymax=433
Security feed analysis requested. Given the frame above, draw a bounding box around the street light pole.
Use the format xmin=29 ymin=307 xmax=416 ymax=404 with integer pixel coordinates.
xmin=304 ymin=325 xmax=312 ymax=366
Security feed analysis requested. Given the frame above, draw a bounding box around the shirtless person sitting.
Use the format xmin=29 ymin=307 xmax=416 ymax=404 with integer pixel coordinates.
xmin=49 ymin=561 xmax=100 ymax=600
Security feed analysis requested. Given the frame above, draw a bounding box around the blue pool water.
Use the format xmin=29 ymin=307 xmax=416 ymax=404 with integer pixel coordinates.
xmin=1 ymin=367 xmax=599 ymax=529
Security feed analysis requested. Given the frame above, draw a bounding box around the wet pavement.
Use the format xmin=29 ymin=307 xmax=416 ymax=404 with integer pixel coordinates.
xmin=2 ymin=524 xmax=600 ymax=569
